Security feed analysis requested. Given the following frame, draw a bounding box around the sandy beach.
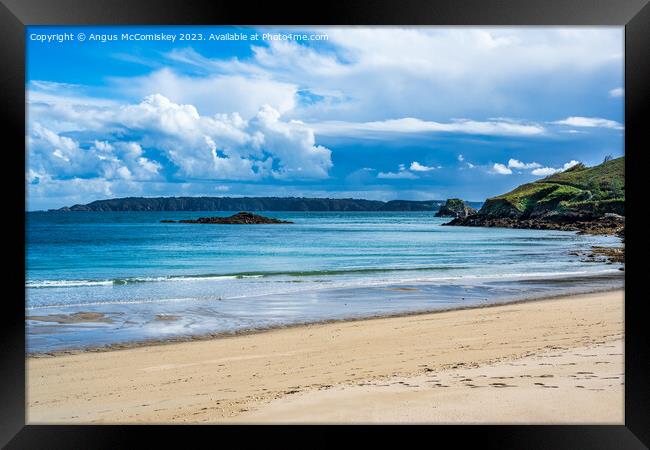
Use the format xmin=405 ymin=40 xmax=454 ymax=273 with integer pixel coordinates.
xmin=27 ymin=289 xmax=624 ymax=424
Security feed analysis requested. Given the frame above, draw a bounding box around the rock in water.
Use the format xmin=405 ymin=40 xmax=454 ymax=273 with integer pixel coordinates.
xmin=164 ymin=212 xmax=293 ymax=224
xmin=435 ymin=198 xmax=477 ymax=218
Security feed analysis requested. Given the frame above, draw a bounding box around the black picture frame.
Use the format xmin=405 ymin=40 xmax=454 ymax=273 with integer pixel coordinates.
xmin=2 ymin=0 xmax=648 ymax=447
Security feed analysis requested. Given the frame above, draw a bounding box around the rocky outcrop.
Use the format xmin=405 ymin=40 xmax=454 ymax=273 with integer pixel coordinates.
xmin=435 ymin=198 xmax=477 ymax=218
xmin=567 ymin=243 xmax=625 ymax=266
xmin=444 ymin=157 xmax=625 ymax=237
xmin=162 ymin=212 xmax=293 ymax=224
xmin=446 ymin=214 xmax=624 ymax=237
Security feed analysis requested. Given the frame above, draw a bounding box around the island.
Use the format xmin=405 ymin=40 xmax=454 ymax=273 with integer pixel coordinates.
xmin=161 ymin=212 xmax=293 ymax=224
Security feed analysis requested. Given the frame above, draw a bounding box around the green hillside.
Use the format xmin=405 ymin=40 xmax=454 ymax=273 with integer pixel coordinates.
xmin=479 ymin=157 xmax=624 ymax=219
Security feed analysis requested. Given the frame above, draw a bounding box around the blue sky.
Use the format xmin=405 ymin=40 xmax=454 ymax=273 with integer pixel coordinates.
xmin=26 ymin=26 xmax=624 ymax=210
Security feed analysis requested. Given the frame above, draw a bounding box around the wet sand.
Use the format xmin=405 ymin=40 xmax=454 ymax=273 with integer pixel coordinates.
xmin=27 ymin=311 xmax=114 ymax=324
xmin=27 ymin=290 xmax=623 ymax=424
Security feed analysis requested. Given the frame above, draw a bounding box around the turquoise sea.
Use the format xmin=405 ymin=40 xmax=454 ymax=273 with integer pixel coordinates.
xmin=26 ymin=211 xmax=624 ymax=353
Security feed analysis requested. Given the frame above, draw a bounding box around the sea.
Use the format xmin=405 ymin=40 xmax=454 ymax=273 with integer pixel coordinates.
xmin=25 ymin=211 xmax=624 ymax=353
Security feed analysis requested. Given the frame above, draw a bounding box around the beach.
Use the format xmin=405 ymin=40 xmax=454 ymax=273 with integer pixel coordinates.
xmin=27 ymin=289 xmax=624 ymax=424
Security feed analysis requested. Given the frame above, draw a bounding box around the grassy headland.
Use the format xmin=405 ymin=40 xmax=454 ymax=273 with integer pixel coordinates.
xmin=447 ymin=157 xmax=624 ymax=237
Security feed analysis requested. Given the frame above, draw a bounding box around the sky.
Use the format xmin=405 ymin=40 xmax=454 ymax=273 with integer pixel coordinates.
xmin=26 ymin=26 xmax=624 ymax=210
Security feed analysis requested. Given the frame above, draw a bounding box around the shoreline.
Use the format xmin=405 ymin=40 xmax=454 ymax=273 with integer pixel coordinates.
xmin=444 ymin=216 xmax=625 ymax=239
xmin=28 ymin=289 xmax=624 ymax=423
xmin=28 ymin=282 xmax=623 ymax=358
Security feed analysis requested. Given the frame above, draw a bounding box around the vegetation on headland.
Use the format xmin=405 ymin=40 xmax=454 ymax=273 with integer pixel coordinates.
xmin=446 ymin=157 xmax=625 ymax=237
xmin=480 ymin=157 xmax=624 ymax=220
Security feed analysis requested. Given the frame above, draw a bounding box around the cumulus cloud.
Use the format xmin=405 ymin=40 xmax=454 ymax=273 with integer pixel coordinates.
xmin=377 ymin=164 xmax=419 ymax=179
xmin=248 ymin=105 xmax=332 ymax=179
xmin=28 ymin=125 xmax=162 ymax=183
xmin=111 ymin=68 xmax=298 ymax=118
xmin=530 ymin=160 xmax=580 ymax=176
xmin=609 ymin=87 xmax=624 ymax=98
xmin=508 ymin=158 xmax=541 ymax=170
xmin=490 ymin=158 xmax=580 ymax=176
xmin=491 ymin=163 xmax=513 ymax=175
xmin=530 ymin=167 xmax=558 ymax=176
xmin=409 ymin=161 xmax=436 ymax=172
xmin=27 ymin=94 xmax=334 ymax=197
xmin=553 ymin=116 xmax=623 ymax=130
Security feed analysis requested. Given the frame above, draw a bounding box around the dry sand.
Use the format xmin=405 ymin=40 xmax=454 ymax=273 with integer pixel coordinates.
xmin=27 ymin=290 xmax=624 ymax=424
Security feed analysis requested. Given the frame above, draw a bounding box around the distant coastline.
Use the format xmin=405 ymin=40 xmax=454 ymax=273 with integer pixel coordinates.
xmin=47 ymin=196 xmax=484 ymax=213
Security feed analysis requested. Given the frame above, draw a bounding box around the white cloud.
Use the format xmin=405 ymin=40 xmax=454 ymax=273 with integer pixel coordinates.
xmin=609 ymin=87 xmax=624 ymax=98
xmin=27 ymin=94 xmax=333 ymax=186
xmin=457 ymin=154 xmax=464 ymax=161
xmin=491 ymin=163 xmax=513 ymax=175
xmin=491 ymin=158 xmax=580 ymax=176
xmin=377 ymin=164 xmax=419 ymax=179
xmin=310 ymin=117 xmax=545 ymax=138
xmin=410 ymin=161 xmax=435 ymax=172
xmin=562 ymin=160 xmax=581 ymax=170
xmin=508 ymin=158 xmax=541 ymax=170
xmin=111 ymin=68 xmax=298 ymax=118
xmin=530 ymin=167 xmax=558 ymax=176
xmin=530 ymin=160 xmax=580 ymax=176
xmin=553 ymin=116 xmax=623 ymax=130
xmin=152 ymin=28 xmax=623 ymax=123
xmin=28 ymin=124 xmax=163 ymax=183
xmin=248 ymin=104 xmax=332 ymax=179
